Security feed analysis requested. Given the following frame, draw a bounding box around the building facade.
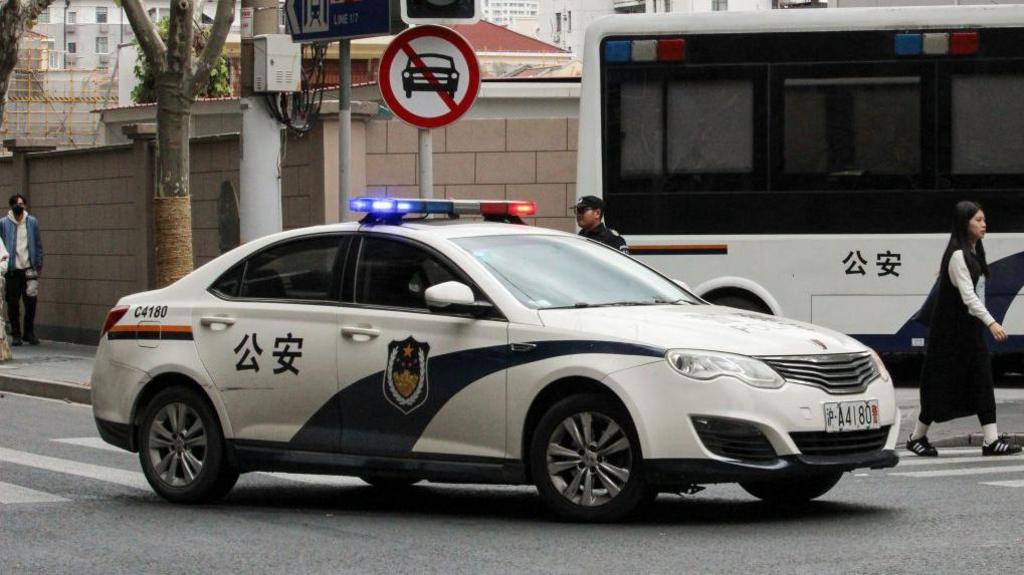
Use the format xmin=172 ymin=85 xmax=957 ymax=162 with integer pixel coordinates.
xmin=483 ymin=0 xmax=540 ymax=27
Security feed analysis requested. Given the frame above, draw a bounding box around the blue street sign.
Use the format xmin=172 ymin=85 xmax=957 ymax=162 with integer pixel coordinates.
xmin=285 ymin=0 xmax=390 ymax=43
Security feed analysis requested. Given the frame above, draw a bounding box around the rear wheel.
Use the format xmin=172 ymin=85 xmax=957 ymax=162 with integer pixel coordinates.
xmin=709 ymin=294 xmax=772 ymax=315
xmin=138 ymin=386 xmax=238 ymax=503
xmin=740 ymin=472 xmax=843 ymax=505
xmin=530 ymin=394 xmax=649 ymax=522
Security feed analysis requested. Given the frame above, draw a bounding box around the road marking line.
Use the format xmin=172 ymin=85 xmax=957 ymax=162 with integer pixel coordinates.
xmin=980 ymin=480 xmax=1024 ymax=488
xmin=0 ymin=447 xmax=149 ymax=490
xmin=898 ymin=448 xmax=979 ymax=456
xmin=896 ymin=455 xmax=1009 ymax=467
xmin=260 ymin=472 xmax=365 ymax=487
xmin=53 ymin=438 xmax=367 ymax=488
xmin=53 ymin=437 xmax=126 ymax=453
xmin=0 ymin=481 xmax=70 ymax=504
xmin=891 ymin=464 xmax=1024 ymax=478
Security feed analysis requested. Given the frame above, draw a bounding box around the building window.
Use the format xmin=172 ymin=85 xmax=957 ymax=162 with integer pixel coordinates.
xmin=555 ymin=12 xmax=561 ymax=33
xmin=567 ymin=11 xmax=572 ymax=33
xmin=67 ymin=42 xmax=77 ymax=54
xmin=96 ymin=7 xmax=108 ymax=23
xmin=712 ymin=0 xmax=728 ymax=11
xmin=38 ymin=9 xmax=50 ymax=24
xmin=67 ymin=11 xmax=77 ymax=24
xmin=96 ymin=37 xmax=108 ymax=54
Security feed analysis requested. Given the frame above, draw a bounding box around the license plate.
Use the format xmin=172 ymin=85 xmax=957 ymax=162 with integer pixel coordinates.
xmin=823 ymin=400 xmax=880 ymax=433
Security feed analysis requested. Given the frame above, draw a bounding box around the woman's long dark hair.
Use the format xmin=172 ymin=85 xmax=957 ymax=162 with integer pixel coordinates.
xmin=940 ymin=201 xmax=989 ymax=280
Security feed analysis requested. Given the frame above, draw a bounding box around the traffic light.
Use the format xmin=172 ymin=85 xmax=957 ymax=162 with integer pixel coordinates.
xmin=400 ymin=0 xmax=481 ymax=25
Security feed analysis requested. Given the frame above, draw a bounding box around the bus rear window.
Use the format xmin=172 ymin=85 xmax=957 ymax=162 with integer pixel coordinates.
xmin=952 ymin=75 xmax=1024 ymax=174
xmin=783 ymin=77 xmax=920 ymax=176
xmin=619 ymin=81 xmax=664 ymax=177
xmin=667 ymin=80 xmax=753 ymax=173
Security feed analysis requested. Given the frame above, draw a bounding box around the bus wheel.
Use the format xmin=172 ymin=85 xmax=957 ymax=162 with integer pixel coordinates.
xmin=709 ymin=294 xmax=771 ymax=315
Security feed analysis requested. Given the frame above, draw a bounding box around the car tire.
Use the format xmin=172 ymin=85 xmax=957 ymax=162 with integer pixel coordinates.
xmin=138 ymin=386 xmax=238 ymax=504
xmin=739 ymin=471 xmax=843 ymax=505
xmin=360 ymin=475 xmax=422 ymax=489
xmin=529 ymin=394 xmax=649 ymax=522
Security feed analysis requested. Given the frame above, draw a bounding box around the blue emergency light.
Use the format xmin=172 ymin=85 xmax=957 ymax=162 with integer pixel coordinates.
xmin=349 ymin=197 xmax=537 ymax=223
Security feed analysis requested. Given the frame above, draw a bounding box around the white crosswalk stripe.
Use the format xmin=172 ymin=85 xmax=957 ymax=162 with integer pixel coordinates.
xmin=0 ymin=481 xmax=70 ymax=504
xmin=0 ymin=446 xmax=150 ymax=490
xmin=52 ymin=437 xmax=366 ymax=487
xmin=891 ymin=449 xmax=1024 ymax=482
xmin=980 ymin=480 xmax=1024 ymax=488
xmin=891 ymin=464 xmax=1024 ymax=479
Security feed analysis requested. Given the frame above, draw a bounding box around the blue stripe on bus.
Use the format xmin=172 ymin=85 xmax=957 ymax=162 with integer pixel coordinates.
xmin=853 ymin=249 xmax=1024 ymax=353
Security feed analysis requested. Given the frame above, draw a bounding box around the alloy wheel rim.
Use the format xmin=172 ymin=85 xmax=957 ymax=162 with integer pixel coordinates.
xmin=147 ymin=402 xmax=207 ymax=487
xmin=546 ymin=411 xmax=633 ymax=507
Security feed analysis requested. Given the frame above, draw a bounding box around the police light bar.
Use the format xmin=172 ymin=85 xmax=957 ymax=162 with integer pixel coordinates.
xmin=349 ymin=197 xmax=537 ymax=221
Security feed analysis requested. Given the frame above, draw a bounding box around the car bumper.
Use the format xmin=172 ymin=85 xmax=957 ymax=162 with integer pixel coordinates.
xmin=645 ymin=449 xmax=898 ymax=486
xmin=604 ymin=360 xmax=901 ymax=463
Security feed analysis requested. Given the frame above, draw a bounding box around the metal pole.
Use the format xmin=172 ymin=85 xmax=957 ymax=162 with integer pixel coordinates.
xmin=418 ymin=128 xmax=433 ymax=198
xmin=339 ymin=39 xmax=352 ymax=220
xmin=239 ymin=0 xmax=283 ymax=242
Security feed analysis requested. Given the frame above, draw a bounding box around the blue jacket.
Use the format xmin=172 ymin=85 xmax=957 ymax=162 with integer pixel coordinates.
xmin=1 ymin=214 xmax=43 ymax=273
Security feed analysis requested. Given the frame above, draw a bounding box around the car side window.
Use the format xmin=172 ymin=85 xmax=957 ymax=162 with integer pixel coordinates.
xmin=211 ymin=262 xmax=244 ymax=298
xmin=237 ymin=236 xmax=342 ymax=301
xmin=355 ymin=237 xmax=460 ymax=310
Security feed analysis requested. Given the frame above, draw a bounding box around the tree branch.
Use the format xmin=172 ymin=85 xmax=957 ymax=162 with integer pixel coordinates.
xmin=190 ymin=0 xmax=233 ymax=94
xmin=25 ymin=0 xmax=56 ymax=21
xmin=122 ymin=0 xmax=167 ymax=66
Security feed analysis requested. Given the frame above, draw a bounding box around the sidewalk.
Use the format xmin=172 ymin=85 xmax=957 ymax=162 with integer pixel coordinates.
xmin=1 ymin=340 xmax=1022 ymax=448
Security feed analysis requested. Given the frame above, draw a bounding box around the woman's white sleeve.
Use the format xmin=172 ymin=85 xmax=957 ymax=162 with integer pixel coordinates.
xmin=948 ymin=251 xmax=995 ymax=326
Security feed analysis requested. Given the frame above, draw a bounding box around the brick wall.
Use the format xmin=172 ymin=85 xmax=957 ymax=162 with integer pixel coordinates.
xmin=28 ymin=145 xmax=141 ymax=343
xmin=364 ymin=118 xmax=579 ymax=232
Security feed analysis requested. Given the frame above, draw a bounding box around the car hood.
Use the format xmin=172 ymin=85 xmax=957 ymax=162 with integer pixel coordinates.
xmin=537 ymin=304 xmax=867 ymax=357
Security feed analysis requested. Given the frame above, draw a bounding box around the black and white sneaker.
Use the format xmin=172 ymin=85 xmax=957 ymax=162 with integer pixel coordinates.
xmin=906 ymin=435 xmax=938 ymax=457
xmin=982 ymin=437 xmax=1022 ymax=456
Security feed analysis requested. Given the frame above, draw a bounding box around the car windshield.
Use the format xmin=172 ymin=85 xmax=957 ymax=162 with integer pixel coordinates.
xmin=453 ymin=235 xmax=701 ymax=310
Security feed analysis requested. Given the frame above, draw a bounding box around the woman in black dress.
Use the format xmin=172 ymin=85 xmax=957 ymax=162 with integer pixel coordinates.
xmin=907 ymin=201 xmax=1021 ymax=457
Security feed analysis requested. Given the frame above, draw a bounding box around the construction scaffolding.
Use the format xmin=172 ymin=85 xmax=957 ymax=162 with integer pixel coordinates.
xmin=1 ymin=31 xmax=117 ymax=152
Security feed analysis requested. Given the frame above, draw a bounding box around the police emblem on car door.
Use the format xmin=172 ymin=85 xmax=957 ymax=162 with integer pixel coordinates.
xmin=384 ymin=337 xmax=430 ymax=414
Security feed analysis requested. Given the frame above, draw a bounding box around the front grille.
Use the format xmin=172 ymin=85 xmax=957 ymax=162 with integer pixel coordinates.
xmin=758 ymin=352 xmax=878 ymax=394
xmin=693 ymin=417 xmax=777 ymax=462
xmin=790 ymin=426 xmax=891 ymax=457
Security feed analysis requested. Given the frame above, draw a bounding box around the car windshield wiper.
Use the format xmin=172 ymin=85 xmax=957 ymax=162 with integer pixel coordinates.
xmin=653 ymin=298 xmax=690 ymax=305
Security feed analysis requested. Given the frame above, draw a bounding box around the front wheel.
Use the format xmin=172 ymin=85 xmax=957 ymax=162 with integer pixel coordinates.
xmin=740 ymin=472 xmax=843 ymax=505
xmin=530 ymin=394 xmax=649 ymax=522
xmin=138 ymin=386 xmax=238 ymax=503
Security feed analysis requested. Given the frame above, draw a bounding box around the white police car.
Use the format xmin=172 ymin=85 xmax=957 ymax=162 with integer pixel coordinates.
xmin=91 ymin=198 xmax=898 ymax=521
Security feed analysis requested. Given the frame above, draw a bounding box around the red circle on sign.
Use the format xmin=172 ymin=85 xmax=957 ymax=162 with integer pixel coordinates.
xmin=379 ymin=25 xmax=481 ymax=129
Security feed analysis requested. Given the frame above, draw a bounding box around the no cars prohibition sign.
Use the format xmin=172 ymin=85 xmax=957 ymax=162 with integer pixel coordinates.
xmin=379 ymin=25 xmax=481 ymax=129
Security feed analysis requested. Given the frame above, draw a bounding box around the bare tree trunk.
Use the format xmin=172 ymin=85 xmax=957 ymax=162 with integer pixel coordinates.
xmin=154 ymin=71 xmax=194 ymax=287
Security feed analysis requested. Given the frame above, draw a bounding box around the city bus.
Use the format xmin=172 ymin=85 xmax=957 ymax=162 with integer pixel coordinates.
xmin=577 ymin=5 xmax=1024 ymax=372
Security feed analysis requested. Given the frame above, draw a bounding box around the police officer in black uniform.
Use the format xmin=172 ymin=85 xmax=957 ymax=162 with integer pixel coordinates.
xmin=575 ymin=195 xmax=629 ymax=254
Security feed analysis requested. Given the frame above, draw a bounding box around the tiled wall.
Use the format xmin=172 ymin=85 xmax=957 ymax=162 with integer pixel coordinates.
xmin=27 ymin=145 xmax=141 ymax=343
xmin=15 ymin=130 xmax=324 ymax=344
xmin=364 ymin=118 xmax=579 ymax=233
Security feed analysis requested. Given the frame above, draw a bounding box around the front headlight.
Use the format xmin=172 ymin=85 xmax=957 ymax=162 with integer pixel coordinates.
xmin=665 ymin=349 xmax=785 ymax=389
xmin=869 ymin=350 xmax=891 ymax=383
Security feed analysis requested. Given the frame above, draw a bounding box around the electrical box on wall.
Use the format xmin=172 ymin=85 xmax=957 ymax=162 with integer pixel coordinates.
xmin=254 ymin=34 xmax=302 ymax=93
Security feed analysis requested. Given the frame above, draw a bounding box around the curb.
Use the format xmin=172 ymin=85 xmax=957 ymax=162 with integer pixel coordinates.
xmin=0 ymin=374 xmax=91 ymax=405
xmin=931 ymin=432 xmax=1024 ymax=448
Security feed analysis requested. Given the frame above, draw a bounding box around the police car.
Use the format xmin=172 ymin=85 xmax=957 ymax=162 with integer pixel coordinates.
xmin=91 ymin=198 xmax=898 ymax=521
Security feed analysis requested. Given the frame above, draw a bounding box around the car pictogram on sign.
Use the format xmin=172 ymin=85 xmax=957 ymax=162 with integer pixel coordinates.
xmin=403 ymin=53 xmax=460 ymax=98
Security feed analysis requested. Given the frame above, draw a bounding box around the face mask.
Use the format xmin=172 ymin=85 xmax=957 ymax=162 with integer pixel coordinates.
xmin=12 ymin=206 xmax=24 ymax=216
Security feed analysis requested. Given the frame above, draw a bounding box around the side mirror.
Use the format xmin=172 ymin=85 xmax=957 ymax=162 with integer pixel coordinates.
xmin=425 ymin=281 xmax=493 ymax=316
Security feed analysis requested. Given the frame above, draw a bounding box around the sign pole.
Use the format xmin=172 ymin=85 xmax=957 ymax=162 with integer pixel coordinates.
xmin=339 ymin=39 xmax=352 ymax=219
xmin=418 ymin=128 xmax=433 ymax=199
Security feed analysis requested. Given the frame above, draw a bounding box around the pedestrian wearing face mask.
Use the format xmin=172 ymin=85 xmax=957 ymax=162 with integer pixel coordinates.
xmin=1 ymin=194 xmax=44 ymax=346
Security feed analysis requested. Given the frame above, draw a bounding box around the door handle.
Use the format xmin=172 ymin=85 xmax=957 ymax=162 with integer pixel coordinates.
xmin=341 ymin=325 xmax=380 ymax=338
xmin=200 ymin=316 xmax=236 ymax=328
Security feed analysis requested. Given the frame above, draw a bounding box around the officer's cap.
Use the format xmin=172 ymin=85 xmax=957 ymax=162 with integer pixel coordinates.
xmin=575 ymin=195 xmax=605 ymax=212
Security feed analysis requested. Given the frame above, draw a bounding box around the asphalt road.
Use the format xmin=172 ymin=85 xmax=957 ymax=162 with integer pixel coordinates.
xmin=2 ymin=392 xmax=1023 ymax=575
